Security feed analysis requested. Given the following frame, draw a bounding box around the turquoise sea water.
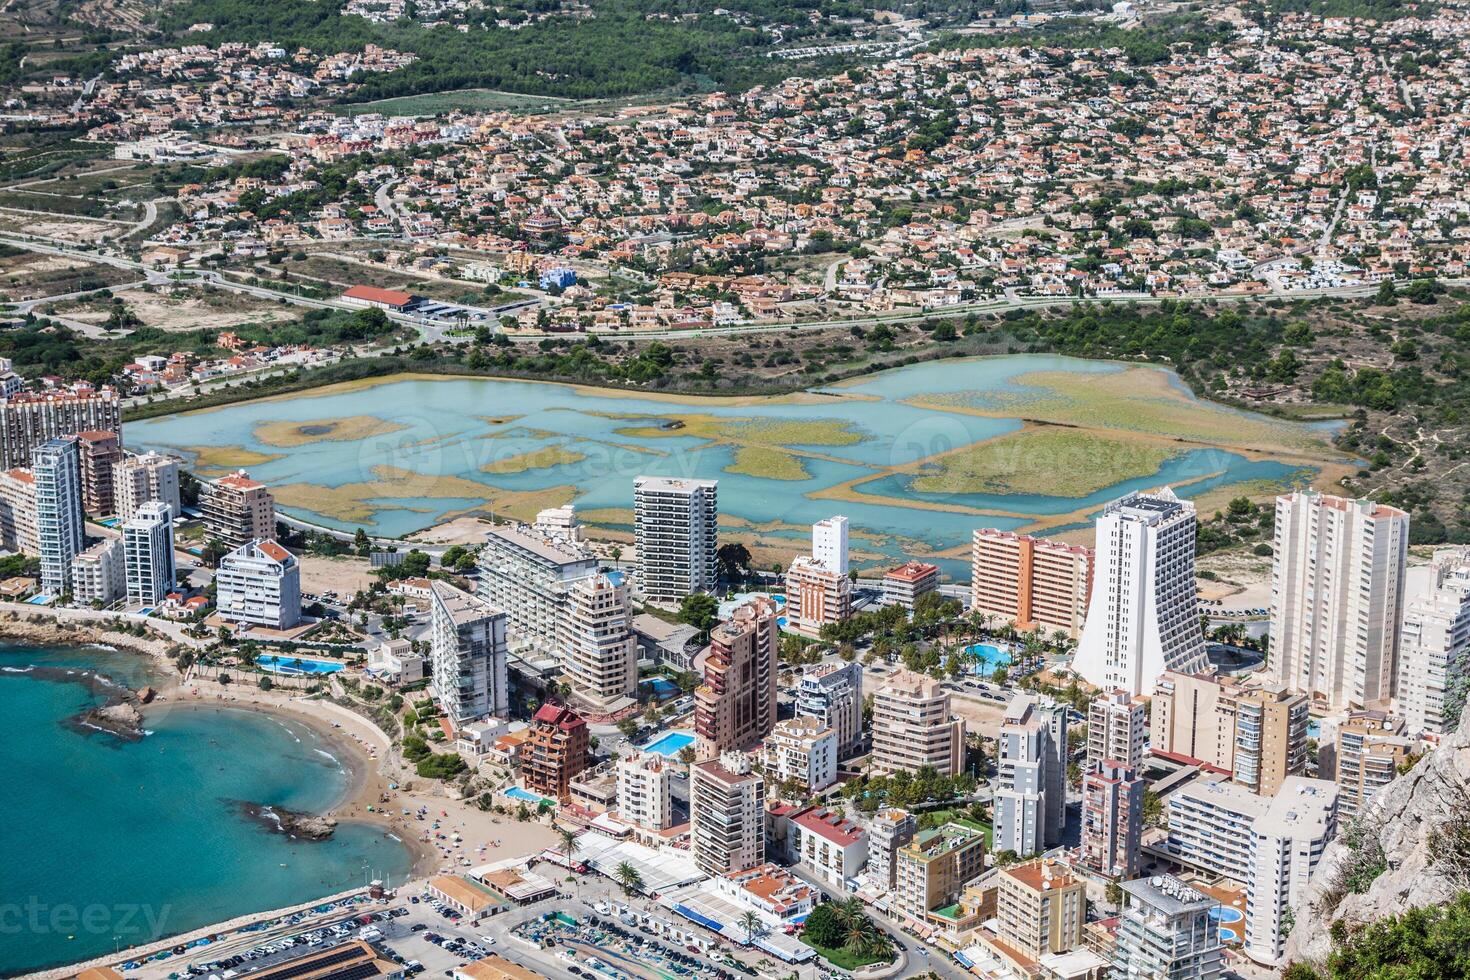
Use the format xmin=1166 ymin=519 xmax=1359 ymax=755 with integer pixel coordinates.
xmin=0 ymin=644 xmax=413 ymax=978
xmin=128 ymin=355 xmax=1328 ymax=577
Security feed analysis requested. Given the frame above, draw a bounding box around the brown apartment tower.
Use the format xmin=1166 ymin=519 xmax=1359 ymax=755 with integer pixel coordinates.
xmin=522 ymin=703 xmax=590 ymax=801
xmin=694 ymin=597 xmax=779 ymax=758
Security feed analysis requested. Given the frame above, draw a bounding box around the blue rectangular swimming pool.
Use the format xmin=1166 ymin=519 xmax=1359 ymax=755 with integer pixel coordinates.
xmin=504 ymin=787 xmax=554 ymax=806
xmin=643 ymin=731 xmax=695 ymax=758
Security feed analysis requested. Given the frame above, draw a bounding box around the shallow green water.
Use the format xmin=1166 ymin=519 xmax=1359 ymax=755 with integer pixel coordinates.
xmin=129 ymin=355 xmax=1326 ymax=576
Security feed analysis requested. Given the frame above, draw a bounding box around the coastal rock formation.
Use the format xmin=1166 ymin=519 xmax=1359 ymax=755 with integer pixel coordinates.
xmin=1285 ymin=704 xmax=1470 ymax=966
xmin=236 ymin=801 xmax=338 ymax=840
xmin=83 ymin=701 xmax=146 ymax=741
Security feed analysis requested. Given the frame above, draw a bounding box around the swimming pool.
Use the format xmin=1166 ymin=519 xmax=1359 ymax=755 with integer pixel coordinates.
xmin=257 ymin=654 xmax=347 ymax=676
xmin=642 ymin=677 xmax=680 ymax=698
xmin=643 ymin=731 xmax=696 ymax=758
xmin=504 ymin=787 xmax=555 ymax=806
xmin=963 ymin=643 xmax=1012 ymax=671
xmin=1209 ymin=906 xmax=1244 ymax=924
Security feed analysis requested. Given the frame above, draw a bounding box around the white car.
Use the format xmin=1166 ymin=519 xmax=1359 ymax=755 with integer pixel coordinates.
xmin=478 ymin=936 xmax=497 ymax=946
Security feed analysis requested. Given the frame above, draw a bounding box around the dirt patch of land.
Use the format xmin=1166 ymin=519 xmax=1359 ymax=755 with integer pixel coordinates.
xmin=56 ymin=286 xmax=297 ymax=333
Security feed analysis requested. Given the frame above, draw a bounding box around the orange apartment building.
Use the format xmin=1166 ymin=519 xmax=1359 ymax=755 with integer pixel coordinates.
xmin=971 ymin=529 xmax=1094 ymax=640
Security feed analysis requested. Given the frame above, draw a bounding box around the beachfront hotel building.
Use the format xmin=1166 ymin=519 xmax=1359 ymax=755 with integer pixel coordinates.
xmin=76 ymin=430 xmax=121 ymax=516
xmin=479 ymin=516 xmax=600 ymax=658
xmin=123 ymin=500 xmax=175 ymax=605
xmin=1081 ymin=759 xmax=1144 ymax=879
xmin=795 ymin=660 xmax=863 ymax=758
xmin=1112 ymin=875 xmax=1223 ymax=980
xmin=993 ymin=694 xmax=1068 ymax=858
xmin=33 ymin=438 xmax=85 ymax=595
xmin=1087 ymin=688 xmax=1147 ymax=771
xmin=995 ymin=859 xmax=1087 ymax=964
xmin=870 ymin=667 xmax=965 ymax=777
xmin=971 ymin=529 xmax=1093 ymax=640
xmin=1151 ymin=671 xmax=1310 ymax=797
xmin=616 ymin=752 xmax=673 ymax=834
xmin=0 ymin=387 xmax=121 ymax=469
xmin=883 ymin=560 xmax=939 ymax=610
xmin=563 ymin=570 xmax=639 ymax=709
xmin=113 ymin=451 xmax=181 ymax=522
xmin=522 ymin=702 xmax=590 ymax=801
xmin=1268 ymin=490 xmax=1409 ymax=710
xmin=761 ymin=717 xmax=838 ymax=795
xmin=633 ymin=476 xmax=718 ymax=601
xmin=430 ymin=580 xmax=509 ymax=726
xmin=215 ymin=539 xmax=302 ymax=630
xmin=1073 ymin=487 xmax=1209 ymax=696
xmin=71 ymin=536 xmax=125 ymax=605
xmin=1396 ymin=546 xmax=1470 ymax=734
xmin=200 ymin=470 xmax=277 ymax=548
xmin=694 ymin=597 xmax=778 ymax=758
xmin=892 ymin=823 xmax=987 ymax=928
xmin=1332 ymin=710 xmax=1414 ymax=818
xmin=1245 ymin=778 xmax=1340 ymax=965
xmin=0 ymin=467 xmax=37 ymax=555
xmin=690 ymin=753 xmax=765 ymax=877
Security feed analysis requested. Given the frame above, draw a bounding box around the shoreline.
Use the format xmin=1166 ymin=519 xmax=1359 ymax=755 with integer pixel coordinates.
xmin=146 ymin=676 xmax=441 ymax=877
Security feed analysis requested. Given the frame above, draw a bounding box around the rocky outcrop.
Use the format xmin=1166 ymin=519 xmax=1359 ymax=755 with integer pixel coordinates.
xmin=82 ymin=701 xmax=146 ymax=741
xmin=1285 ymin=707 xmax=1470 ymax=966
xmin=235 ymin=801 xmax=338 ymax=840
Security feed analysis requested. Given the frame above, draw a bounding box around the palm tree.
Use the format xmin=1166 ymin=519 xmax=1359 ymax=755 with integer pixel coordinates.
xmin=739 ymin=911 xmax=764 ymax=945
xmin=559 ymin=827 xmax=580 ymax=865
xmin=615 ymin=861 xmax=644 ymax=896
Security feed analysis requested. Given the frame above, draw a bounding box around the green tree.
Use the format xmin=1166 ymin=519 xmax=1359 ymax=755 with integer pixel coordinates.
xmin=678 ymin=593 xmax=719 ymax=639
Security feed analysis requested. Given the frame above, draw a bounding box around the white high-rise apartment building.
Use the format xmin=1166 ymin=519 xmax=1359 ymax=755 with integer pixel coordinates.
xmin=71 ymin=536 xmax=125 ymax=605
xmin=1245 ymin=778 xmax=1339 ymax=966
xmin=1113 ymin=875 xmax=1223 ymax=980
xmin=215 ymin=539 xmax=302 ymax=629
xmin=430 ymin=580 xmax=509 ymax=725
xmin=633 ymin=476 xmax=717 ymax=601
xmin=993 ymin=694 xmax=1068 ymax=857
xmin=1087 ymin=687 xmax=1147 ymax=771
xmin=563 ymin=571 xmax=638 ymax=707
xmin=690 ymin=753 xmax=764 ymax=877
xmin=478 ymin=517 xmax=599 ymax=657
xmin=796 ymin=660 xmax=863 ymax=758
xmin=1269 ymin=490 xmax=1409 ymax=710
xmin=32 ymin=439 xmax=84 ymax=595
xmin=812 ymin=515 xmax=849 ymax=576
xmin=1396 ymin=547 xmax=1470 ymax=734
xmin=123 ymin=500 xmax=175 ymax=605
xmin=113 ymin=451 xmax=181 ymax=522
xmin=1074 ymin=488 xmax=1208 ymax=696
xmin=616 ymin=753 xmax=673 ymax=834
xmin=1165 ymin=779 xmax=1271 ymax=878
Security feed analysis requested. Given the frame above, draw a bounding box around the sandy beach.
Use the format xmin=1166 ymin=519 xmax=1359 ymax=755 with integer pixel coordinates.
xmin=152 ymin=673 xmax=558 ymax=878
